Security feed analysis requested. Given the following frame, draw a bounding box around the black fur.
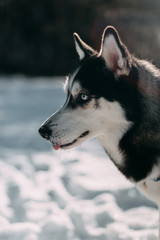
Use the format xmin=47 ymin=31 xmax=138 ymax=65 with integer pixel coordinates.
xmin=67 ymin=92 xmax=92 ymax=109
xmin=73 ymin=33 xmax=96 ymax=59
xmin=73 ymin=55 xmax=159 ymax=181
xmin=39 ymin=27 xmax=160 ymax=183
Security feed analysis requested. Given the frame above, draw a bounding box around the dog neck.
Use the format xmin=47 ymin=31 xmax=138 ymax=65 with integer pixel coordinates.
xmin=97 ymin=112 xmax=131 ymax=169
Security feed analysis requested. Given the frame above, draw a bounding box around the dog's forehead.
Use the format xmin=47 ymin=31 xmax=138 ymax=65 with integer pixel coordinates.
xmin=68 ymin=68 xmax=80 ymax=90
xmin=71 ymin=81 xmax=82 ymax=96
xmin=66 ymin=68 xmax=83 ymax=96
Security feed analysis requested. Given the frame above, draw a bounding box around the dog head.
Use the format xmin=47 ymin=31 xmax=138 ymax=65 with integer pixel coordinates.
xmin=39 ymin=26 xmax=132 ymax=150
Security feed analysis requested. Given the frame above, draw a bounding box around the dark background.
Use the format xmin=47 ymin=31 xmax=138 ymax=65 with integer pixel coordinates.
xmin=1 ymin=0 xmax=160 ymax=76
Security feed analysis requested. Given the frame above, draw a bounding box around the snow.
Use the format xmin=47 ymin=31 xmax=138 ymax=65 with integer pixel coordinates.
xmin=0 ymin=75 xmax=158 ymax=240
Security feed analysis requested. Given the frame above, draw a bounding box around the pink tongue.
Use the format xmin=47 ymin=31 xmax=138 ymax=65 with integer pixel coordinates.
xmin=52 ymin=145 xmax=60 ymax=150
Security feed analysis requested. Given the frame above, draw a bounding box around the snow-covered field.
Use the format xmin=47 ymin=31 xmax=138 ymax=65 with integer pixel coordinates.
xmin=0 ymin=76 xmax=158 ymax=240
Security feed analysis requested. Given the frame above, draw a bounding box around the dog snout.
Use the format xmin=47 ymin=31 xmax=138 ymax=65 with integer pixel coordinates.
xmin=38 ymin=124 xmax=52 ymax=140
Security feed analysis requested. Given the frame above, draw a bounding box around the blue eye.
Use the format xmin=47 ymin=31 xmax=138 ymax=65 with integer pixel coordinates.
xmin=80 ymin=93 xmax=89 ymax=101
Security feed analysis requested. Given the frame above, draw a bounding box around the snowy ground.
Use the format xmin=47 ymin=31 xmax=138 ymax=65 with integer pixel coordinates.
xmin=0 ymin=76 xmax=158 ymax=240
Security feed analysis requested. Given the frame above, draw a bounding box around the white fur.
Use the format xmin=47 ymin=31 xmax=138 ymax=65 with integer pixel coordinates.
xmin=97 ymin=98 xmax=131 ymax=166
xmin=75 ymin=40 xmax=85 ymax=60
xmin=65 ymin=68 xmax=80 ymax=93
xmin=42 ymin=71 xmax=160 ymax=237
xmin=40 ymin=28 xmax=160 ymax=238
xmin=49 ymin=80 xmax=131 ymax=167
xmin=71 ymin=81 xmax=81 ymax=97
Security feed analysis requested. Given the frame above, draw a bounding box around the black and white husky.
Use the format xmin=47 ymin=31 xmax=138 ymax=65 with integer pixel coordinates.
xmin=39 ymin=26 xmax=160 ymax=236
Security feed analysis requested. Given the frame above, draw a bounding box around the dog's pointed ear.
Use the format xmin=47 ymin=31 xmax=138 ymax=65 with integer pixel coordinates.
xmin=100 ymin=26 xmax=131 ymax=76
xmin=73 ymin=33 xmax=95 ymax=60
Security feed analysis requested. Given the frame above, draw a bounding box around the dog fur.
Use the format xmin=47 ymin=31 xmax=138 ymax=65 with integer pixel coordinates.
xmin=39 ymin=26 xmax=160 ymax=237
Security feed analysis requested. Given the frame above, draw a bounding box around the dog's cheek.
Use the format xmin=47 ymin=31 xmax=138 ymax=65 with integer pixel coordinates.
xmin=78 ymin=99 xmax=97 ymax=110
xmin=94 ymin=98 xmax=100 ymax=109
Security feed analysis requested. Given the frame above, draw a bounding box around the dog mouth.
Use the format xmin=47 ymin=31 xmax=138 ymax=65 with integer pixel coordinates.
xmin=52 ymin=130 xmax=89 ymax=150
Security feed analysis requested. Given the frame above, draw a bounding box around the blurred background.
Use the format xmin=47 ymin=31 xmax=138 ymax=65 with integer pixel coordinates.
xmin=1 ymin=0 xmax=160 ymax=76
xmin=0 ymin=1 xmax=159 ymax=239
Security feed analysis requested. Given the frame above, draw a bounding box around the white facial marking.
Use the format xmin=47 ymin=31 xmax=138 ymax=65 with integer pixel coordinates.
xmin=45 ymin=87 xmax=131 ymax=166
xmin=71 ymin=81 xmax=82 ymax=98
xmin=68 ymin=68 xmax=80 ymax=92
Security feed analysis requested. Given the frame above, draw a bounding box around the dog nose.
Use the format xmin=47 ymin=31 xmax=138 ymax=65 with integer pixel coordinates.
xmin=38 ymin=125 xmax=52 ymax=140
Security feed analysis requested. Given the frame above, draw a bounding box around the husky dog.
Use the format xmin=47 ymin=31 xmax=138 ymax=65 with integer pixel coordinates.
xmin=39 ymin=26 xmax=160 ymax=237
